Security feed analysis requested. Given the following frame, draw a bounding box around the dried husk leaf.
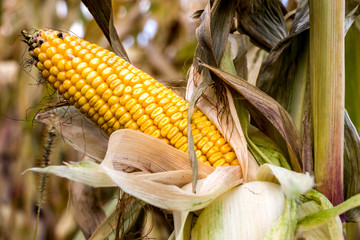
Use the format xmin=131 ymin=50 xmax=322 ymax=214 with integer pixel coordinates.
xmin=102 ymin=129 xmax=214 ymax=176
xmin=237 ymin=0 xmax=288 ymax=51
xmin=256 ymin=164 xmax=313 ymax=199
xmin=27 ymin=161 xmax=242 ymax=212
xmin=200 ymin=63 xmax=302 ymax=172
xmin=35 ymin=106 xmax=108 ymax=162
xmin=190 ymin=181 xmax=285 ymax=240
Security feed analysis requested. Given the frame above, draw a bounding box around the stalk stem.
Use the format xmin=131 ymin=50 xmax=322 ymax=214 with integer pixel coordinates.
xmin=310 ymin=0 xmax=345 ymax=206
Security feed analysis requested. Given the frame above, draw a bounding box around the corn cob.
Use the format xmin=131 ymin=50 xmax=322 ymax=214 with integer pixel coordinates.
xmin=23 ymin=29 xmax=239 ymax=167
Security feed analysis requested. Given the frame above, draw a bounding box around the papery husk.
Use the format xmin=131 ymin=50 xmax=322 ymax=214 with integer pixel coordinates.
xmin=190 ymin=181 xmax=285 ymax=240
xmin=35 ymin=106 xmax=108 ymax=162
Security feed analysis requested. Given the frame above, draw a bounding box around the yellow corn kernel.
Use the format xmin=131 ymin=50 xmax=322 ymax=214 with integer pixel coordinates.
xmin=198 ymin=156 xmax=207 ymax=162
xmin=224 ymin=152 xmax=236 ymax=163
xmin=213 ymin=158 xmax=225 ymax=167
xmin=209 ymin=152 xmax=223 ymax=164
xmin=206 ymin=146 xmax=220 ymax=159
xmin=220 ymin=144 xmax=232 ymax=154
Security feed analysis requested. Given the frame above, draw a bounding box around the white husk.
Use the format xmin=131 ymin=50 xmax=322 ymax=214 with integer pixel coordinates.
xmin=190 ymin=181 xmax=285 ymax=240
xmin=256 ymin=163 xmax=314 ymax=198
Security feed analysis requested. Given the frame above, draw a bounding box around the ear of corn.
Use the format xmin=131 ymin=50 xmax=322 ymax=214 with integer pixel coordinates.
xmin=24 ymin=29 xmax=239 ymax=168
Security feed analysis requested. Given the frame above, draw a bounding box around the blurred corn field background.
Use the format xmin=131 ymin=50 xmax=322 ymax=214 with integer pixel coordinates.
xmin=1 ymin=0 xmax=360 ymax=239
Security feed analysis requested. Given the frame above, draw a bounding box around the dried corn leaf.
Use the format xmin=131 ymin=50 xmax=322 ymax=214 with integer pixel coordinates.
xmin=237 ymin=0 xmax=288 ymax=51
xmin=81 ymin=0 xmax=129 ymax=61
xmin=344 ymin=111 xmax=360 ymax=222
xmin=201 ymin=63 xmax=302 ymax=172
xmin=35 ymin=106 xmax=108 ymax=162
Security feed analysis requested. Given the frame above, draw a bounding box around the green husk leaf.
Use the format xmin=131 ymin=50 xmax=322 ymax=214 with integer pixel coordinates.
xmin=236 ymin=0 xmax=288 ymax=51
xmin=264 ymin=198 xmax=297 ymax=240
xmin=81 ymin=0 xmax=129 ymax=61
xmin=35 ymin=106 xmax=108 ymax=162
xmin=344 ymin=110 xmax=360 ymax=221
xmin=200 ymin=63 xmax=302 ymax=172
xmin=296 ymin=190 xmax=360 ymax=238
xmin=191 ymin=181 xmax=285 ymax=240
xmin=256 ymin=164 xmax=313 ymax=198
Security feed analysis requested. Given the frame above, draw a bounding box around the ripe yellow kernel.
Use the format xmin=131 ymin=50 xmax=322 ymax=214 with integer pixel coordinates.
xmin=231 ymin=160 xmax=239 ymax=166
xmin=99 ymin=104 xmax=110 ymax=116
xmin=57 ymin=59 xmax=66 ymax=71
xmin=94 ymin=99 xmax=105 ymax=111
xmin=123 ymin=73 xmax=135 ymax=85
xmin=45 ymin=46 xmax=57 ymax=59
xmin=201 ymin=142 xmax=214 ymax=155
xmin=85 ymin=71 xmax=98 ymax=84
xmin=115 ymin=106 xmax=127 ymax=119
xmin=129 ymin=76 xmax=141 ymax=86
xmin=119 ymin=94 xmax=132 ymax=105
xmin=43 ymin=60 xmax=52 ymax=69
xmin=125 ymin=99 xmax=137 ymax=111
xmin=196 ymin=150 xmax=202 ymax=158
xmin=76 ymin=62 xmax=88 ymax=74
xmin=102 ymin=67 xmax=114 ymax=80
xmin=81 ymin=103 xmax=91 ymax=113
xmin=145 ymin=103 xmax=157 ymax=115
xmin=74 ymin=79 xmax=85 ymax=90
xmin=110 ymin=79 xmax=122 ymax=90
xmin=49 ymin=66 xmax=59 ymax=76
xmin=92 ymin=113 xmax=100 ymax=122
xmin=91 ymin=76 xmax=104 ymax=89
xmin=206 ymin=146 xmax=220 ymax=159
xmin=57 ymin=43 xmax=67 ymax=54
xmin=89 ymin=95 xmax=100 ymax=106
xmin=215 ymin=138 xmax=226 ymax=148
xmin=107 ymin=57 xmax=117 ymax=66
xmin=170 ymin=112 xmax=182 ymax=123
xmin=98 ymin=117 xmax=105 ymax=126
xmin=170 ymin=132 xmax=183 ymax=145
xmin=110 ymin=103 xmax=120 ymax=114
xmin=192 ymin=133 xmax=203 ymax=145
xmin=198 ymin=156 xmax=207 ymax=162
xmin=140 ymin=119 xmax=154 ymax=131
xmin=138 ymin=93 xmax=152 ymax=106
xmin=89 ymin=58 xmax=101 ymax=69
xmin=167 ymin=126 xmax=179 ymax=139
xmin=113 ymin=84 xmax=126 ymax=96
xmin=33 ymin=47 xmax=41 ymax=57
xmin=83 ymin=53 xmax=94 ymax=63
xmin=51 ymin=54 xmax=63 ymax=66
xmin=112 ymin=121 xmax=121 ymax=131
xmin=196 ymin=121 xmax=211 ymax=130
xmin=83 ymin=88 xmax=95 ymax=100
xmin=96 ymin=82 xmax=108 ymax=95
xmin=81 ymin=67 xmax=93 ymax=79
xmin=68 ymin=86 xmax=77 ymax=96
xmin=48 ymin=75 xmax=56 ymax=84
xmin=102 ymin=89 xmax=113 ymax=102
xmin=73 ymin=92 xmax=82 ymax=101
xmin=160 ymin=123 xmax=173 ymax=138
xmin=220 ymin=144 xmax=232 ymax=154
xmin=209 ymin=133 xmax=221 ymax=143
xmin=78 ymin=49 xmax=89 ymax=59
xmin=97 ymin=63 xmax=108 ymax=74
xmin=38 ymin=53 xmax=47 ymax=62
xmin=119 ymin=69 xmax=130 ymax=78
xmin=58 ymin=84 xmax=66 ymax=94
xmin=107 ymin=117 xmax=117 ymax=127
xmin=78 ymin=96 xmax=87 ymax=106
xmin=53 ymin=81 xmax=61 ymax=89
xmin=166 ymin=106 xmax=178 ymax=117
xmin=137 ymin=114 xmax=150 ymax=126
xmin=150 ymin=107 xmax=163 ymax=119
xmin=57 ymin=72 xmax=66 ymax=81
xmin=129 ymin=104 xmax=142 ymax=115
xmin=88 ymin=108 xmax=96 ymax=117
xmin=213 ymin=158 xmax=225 ymax=167
xmin=151 ymin=130 xmax=161 ymax=138
xmin=144 ymin=126 xmax=157 ymax=135
xmin=123 ymin=86 xmax=132 ymax=95
xmin=154 ymin=113 xmax=165 ymax=126
xmin=224 ymin=152 xmax=236 ymax=163
xmin=209 ymin=152 xmax=223 ymax=164
xmin=106 ymin=74 xmax=118 ymax=85
xmin=40 ymin=41 xmax=51 ymax=52
xmin=133 ymin=108 xmax=145 ymax=120
xmin=126 ymin=121 xmax=139 ymax=130
xmin=108 ymin=96 xmax=119 ymax=106
xmin=36 ymin=62 xmax=45 ymax=71
xmin=197 ymin=137 xmax=209 ymax=149
xmin=178 ymin=119 xmax=188 ymax=131
xmin=119 ymin=113 xmax=132 ymax=125
xmin=158 ymin=117 xmax=170 ymax=129
xmin=65 ymin=61 xmax=73 ymax=71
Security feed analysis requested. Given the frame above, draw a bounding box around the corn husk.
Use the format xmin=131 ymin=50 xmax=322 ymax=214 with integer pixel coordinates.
xmin=190 ymin=181 xmax=285 ymax=240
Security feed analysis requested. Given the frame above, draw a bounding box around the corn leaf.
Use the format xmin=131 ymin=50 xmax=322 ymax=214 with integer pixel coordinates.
xmin=344 ymin=111 xmax=360 ymax=221
xmin=236 ymin=0 xmax=288 ymax=51
xmin=200 ymin=63 xmax=302 ymax=172
xmin=256 ymin=164 xmax=313 ymax=199
xmin=35 ymin=106 xmax=108 ymax=162
xmin=81 ymin=0 xmax=129 ymax=61
xmin=345 ymin=20 xmax=360 ymax=132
